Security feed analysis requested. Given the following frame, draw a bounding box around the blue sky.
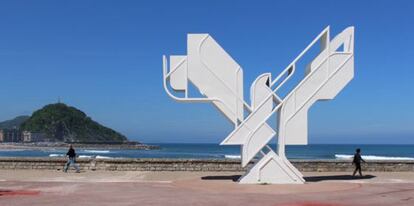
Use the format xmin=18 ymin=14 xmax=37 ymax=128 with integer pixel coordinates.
xmin=0 ymin=0 xmax=413 ymax=144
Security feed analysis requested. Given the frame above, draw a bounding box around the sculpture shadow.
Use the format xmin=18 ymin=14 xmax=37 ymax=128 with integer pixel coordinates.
xmin=305 ymin=174 xmax=376 ymax=182
xmin=201 ymin=175 xmax=241 ymax=182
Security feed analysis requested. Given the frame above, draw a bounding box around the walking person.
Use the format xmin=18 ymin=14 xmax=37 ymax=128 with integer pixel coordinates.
xmin=352 ymin=148 xmax=366 ymax=176
xmin=63 ymin=144 xmax=80 ymax=173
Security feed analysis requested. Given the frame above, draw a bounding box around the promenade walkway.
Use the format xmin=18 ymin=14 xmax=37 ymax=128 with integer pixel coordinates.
xmin=0 ymin=170 xmax=413 ymax=206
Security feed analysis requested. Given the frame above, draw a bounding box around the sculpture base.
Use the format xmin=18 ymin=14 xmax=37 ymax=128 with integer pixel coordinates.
xmin=238 ymin=151 xmax=305 ymax=184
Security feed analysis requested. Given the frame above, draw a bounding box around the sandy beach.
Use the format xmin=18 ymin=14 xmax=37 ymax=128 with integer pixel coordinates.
xmin=0 ymin=170 xmax=413 ymax=206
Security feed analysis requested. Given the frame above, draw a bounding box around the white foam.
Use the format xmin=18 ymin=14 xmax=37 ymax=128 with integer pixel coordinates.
xmin=335 ymin=154 xmax=414 ymax=161
xmin=83 ymin=150 xmax=111 ymax=154
xmin=96 ymin=155 xmax=112 ymax=159
xmin=225 ymin=155 xmax=241 ymax=159
xmin=78 ymin=155 xmax=93 ymax=158
xmin=49 ymin=154 xmax=64 ymax=157
xmin=49 ymin=153 xmax=112 ymax=159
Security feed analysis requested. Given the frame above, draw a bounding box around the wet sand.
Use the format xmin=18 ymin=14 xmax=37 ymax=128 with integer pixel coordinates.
xmin=0 ymin=170 xmax=413 ymax=205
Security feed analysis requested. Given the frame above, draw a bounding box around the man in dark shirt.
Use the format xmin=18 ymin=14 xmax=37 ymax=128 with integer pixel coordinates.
xmin=63 ymin=145 xmax=80 ymax=173
xmin=352 ymin=148 xmax=366 ymax=176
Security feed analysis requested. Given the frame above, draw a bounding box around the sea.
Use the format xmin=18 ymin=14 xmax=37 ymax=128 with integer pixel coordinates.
xmin=0 ymin=144 xmax=414 ymax=160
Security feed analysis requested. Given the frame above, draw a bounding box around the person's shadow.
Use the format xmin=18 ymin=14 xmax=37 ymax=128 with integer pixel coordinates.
xmin=304 ymin=175 xmax=376 ymax=182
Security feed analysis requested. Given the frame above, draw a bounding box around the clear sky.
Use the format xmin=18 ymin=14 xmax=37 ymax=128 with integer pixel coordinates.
xmin=0 ymin=0 xmax=413 ymax=144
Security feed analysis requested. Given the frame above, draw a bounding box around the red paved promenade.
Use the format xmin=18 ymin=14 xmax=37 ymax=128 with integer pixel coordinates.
xmin=0 ymin=171 xmax=413 ymax=206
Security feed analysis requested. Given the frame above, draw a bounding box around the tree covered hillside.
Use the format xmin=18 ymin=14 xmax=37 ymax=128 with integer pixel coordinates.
xmin=20 ymin=103 xmax=128 ymax=143
xmin=0 ymin=115 xmax=30 ymax=129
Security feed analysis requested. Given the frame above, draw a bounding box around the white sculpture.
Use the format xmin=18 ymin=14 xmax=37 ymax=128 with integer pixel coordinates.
xmin=163 ymin=26 xmax=354 ymax=184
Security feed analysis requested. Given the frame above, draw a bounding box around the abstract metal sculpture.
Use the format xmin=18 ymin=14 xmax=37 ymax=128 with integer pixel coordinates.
xmin=163 ymin=26 xmax=355 ymax=184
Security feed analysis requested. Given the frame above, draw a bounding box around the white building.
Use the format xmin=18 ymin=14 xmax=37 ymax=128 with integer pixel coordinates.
xmin=22 ymin=131 xmax=46 ymax=142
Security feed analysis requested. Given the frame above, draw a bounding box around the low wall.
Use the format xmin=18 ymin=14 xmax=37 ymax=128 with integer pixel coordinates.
xmin=0 ymin=158 xmax=413 ymax=172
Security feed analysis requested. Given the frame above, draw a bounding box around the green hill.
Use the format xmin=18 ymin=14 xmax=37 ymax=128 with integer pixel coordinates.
xmin=0 ymin=115 xmax=30 ymax=129
xmin=20 ymin=103 xmax=128 ymax=143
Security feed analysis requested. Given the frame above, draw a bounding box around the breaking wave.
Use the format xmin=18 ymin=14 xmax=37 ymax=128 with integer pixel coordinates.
xmin=49 ymin=154 xmax=92 ymax=158
xmin=48 ymin=154 xmax=112 ymax=159
xmin=224 ymin=155 xmax=241 ymax=159
xmin=95 ymin=155 xmax=112 ymax=159
xmin=83 ymin=150 xmax=111 ymax=154
xmin=335 ymin=154 xmax=414 ymax=161
xmin=78 ymin=155 xmax=93 ymax=158
xmin=49 ymin=154 xmax=64 ymax=157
